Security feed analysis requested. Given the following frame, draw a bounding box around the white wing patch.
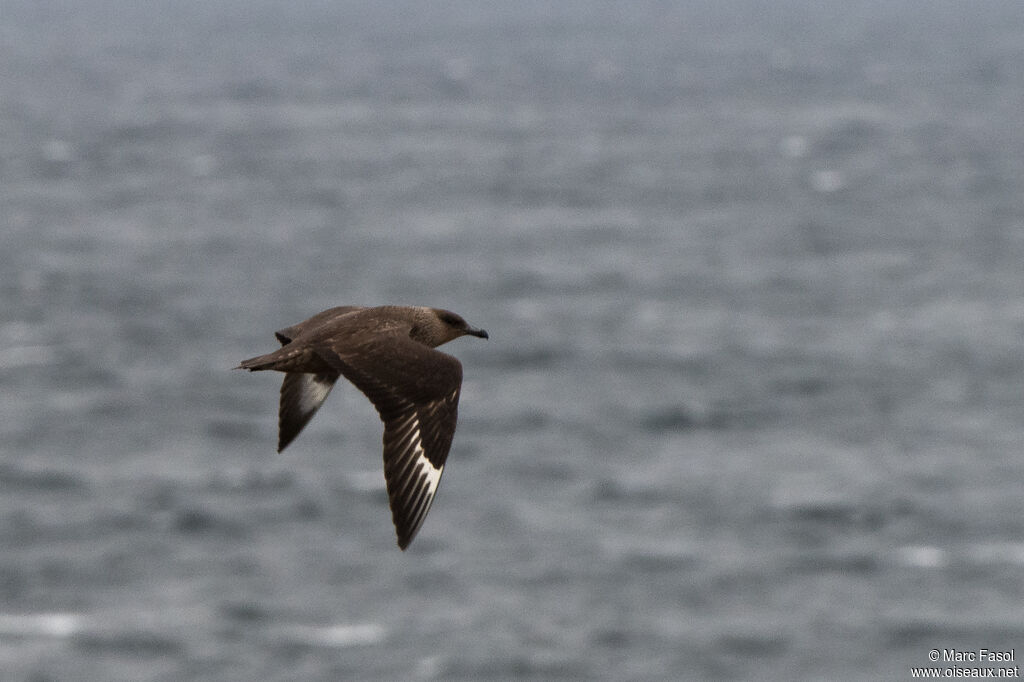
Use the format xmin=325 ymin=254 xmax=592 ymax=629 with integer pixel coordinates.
xmin=385 ymin=410 xmax=448 ymax=547
xmin=414 ymin=438 xmax=444 ymax=502
xmin=404 ymin=418 xmax=444 ymax=535
xmin=299 ymin=374 xmax=334 ymax=414
xmin=278 ymin=372 xmax=339 ymax=452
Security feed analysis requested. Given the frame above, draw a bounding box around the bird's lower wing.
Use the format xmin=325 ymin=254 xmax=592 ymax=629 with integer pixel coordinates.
xmin=314 ymin=335 xmax=463 ymax=549
xmin=381 ymin=399 xmax=455 ymax=549
xmin=278 ymin=371 xmax=339 ymax=452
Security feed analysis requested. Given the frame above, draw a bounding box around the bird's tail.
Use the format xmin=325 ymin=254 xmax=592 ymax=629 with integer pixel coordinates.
xmin=234 ymin=352 xmax=277 ymax=371
xmin=235 ymin=343 xmax=316 ymax=372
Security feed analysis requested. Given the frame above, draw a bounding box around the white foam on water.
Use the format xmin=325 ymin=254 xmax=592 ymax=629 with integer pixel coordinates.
xmin=894 ymin=543 xmax=1024 ymax=568
xmin=0 ymin=613 xmax=83 ymax=638
xmin=1 ymin=345 xmax=57 ymax=369
xmin=893 ymin=546 xmax=948 ymax=568
xmin=810 ymin=169 xmax=846 ymax=193
xmin=272 ymin=623 xmax=387 ymax=648
xmin=967 ymin=543 xmax=1024 ymax=565
xmin=346 ymin=470 xmax=384 ymax=492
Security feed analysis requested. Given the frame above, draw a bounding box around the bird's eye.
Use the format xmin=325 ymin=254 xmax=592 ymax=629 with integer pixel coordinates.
xmin=440 ymin=312 xmax=462 ymax=327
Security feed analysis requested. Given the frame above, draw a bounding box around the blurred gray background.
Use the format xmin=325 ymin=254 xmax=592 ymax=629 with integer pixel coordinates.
xmin=2 ymin=1 xmax=1024 ymax=679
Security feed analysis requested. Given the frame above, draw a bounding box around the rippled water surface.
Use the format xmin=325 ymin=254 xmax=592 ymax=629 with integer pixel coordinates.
xmin=2 ymin=1 xmax=1024 ymax=679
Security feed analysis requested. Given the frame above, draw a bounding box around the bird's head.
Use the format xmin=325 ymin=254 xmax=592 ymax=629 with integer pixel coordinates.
xmin=413 ymin=308 xmax=488 ymax=347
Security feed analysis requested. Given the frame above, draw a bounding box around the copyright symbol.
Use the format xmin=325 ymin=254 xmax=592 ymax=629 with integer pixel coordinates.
xmin=929 ymin=650 xmax=940 ymax=661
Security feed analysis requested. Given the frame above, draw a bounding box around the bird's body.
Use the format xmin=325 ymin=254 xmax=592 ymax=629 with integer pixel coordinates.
xmin=236 ymin=305 xmax=488 ymax=549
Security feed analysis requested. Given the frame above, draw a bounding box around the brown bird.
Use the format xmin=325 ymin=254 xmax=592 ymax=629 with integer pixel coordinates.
xmin=236 ymin=305 xmax=488 ymax=549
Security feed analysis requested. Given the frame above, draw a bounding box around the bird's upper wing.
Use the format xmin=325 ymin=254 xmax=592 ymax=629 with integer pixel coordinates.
xmin=274 ymin=306 xmax=367 ymax=345
xmin=314 ymin=331 xmax=463 ymax=549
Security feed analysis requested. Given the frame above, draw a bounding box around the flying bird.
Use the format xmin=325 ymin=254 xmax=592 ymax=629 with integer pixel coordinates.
xmin=236 ymin=305 xmax=488 ymax=549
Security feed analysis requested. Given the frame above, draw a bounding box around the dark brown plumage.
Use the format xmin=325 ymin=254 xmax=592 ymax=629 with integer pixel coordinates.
xmin=236 ymin=305 xmax=488 ymax=550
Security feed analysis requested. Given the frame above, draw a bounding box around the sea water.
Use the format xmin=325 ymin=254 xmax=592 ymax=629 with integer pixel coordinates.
xmin=2 ymin=1 xmax=1024 ymax=679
